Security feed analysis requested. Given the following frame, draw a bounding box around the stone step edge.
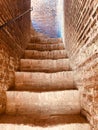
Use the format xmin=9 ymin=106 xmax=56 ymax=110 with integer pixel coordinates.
xmin=0 ymin=114 xmax=90 ymax=124
xmin=9 ymin=88 xmax=78 ymax=92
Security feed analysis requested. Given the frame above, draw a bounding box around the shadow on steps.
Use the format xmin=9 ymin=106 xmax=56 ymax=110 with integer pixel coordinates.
xmin=0 ymin=114 xmax=88 ymax=127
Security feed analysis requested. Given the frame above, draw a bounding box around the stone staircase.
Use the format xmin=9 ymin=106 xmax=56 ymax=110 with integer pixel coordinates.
xmin=0 ymin=36 xmax=91 ymax=130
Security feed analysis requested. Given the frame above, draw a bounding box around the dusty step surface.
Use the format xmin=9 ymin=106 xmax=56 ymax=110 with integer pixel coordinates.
xmin=0 ymin=124 xmax=91 ymax=130
xmin=6 ymin=90 xmax=80 ymax=116
xmin=30 ymin=37 xmax=62 ymax=44
xmin=20 ymin=59 xmax=71 ymax=72
xmin=0 ymin=115 xmax=91 ymax=130
xmin=25 ymin=50 xmax=67 ymax=59
xmin=15 ymin=71 xmax=75 ymax=91
xmin=26 ymin=43 xmax=65 ymax=51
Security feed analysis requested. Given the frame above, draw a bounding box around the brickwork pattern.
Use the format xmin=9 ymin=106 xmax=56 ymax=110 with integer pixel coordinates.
xmin=0 ymin=44 xmax=19 ymax=113
xmin=64 ymin=0 xmax=98 ymax=129
xmin=31 ymin=0 xmax=63 ymax=38
xmin=0 ymin=0 xmax=31 ymax=56
xmin=0 ymin=0 xmax=31 ymax=113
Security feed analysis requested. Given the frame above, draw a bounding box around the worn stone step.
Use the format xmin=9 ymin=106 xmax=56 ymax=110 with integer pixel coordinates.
xmin=0 ymin=123 xmax=91 ymax=130
xmin=26 ymin=43 xmax=65 ymax=51
xmin=0 ymin=115 xmax=91 ymax=130
xmin=20 ymin=59 xmax=71 ymax=72
xmin=15 ymin=71 xmax=75 ymax=91
xmin=30 ymin=37 xmax=62 ymax=44
xmin=25 ymin=50 xmax=67 ymax=59
xmin=6 ymin=90 xmax=80 ymax=116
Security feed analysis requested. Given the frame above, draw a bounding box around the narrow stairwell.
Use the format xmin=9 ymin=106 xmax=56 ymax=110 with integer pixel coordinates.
xmin=0 ymin=36 xmax=91 ymax=130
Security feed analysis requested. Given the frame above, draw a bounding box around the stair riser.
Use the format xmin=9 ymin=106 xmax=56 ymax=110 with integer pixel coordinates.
xmin=20 ymin=59 xmax=71 ymax=72
xmin=26 ymin=43 xmax=65 ymax=51
xmin=25 ymin=50 xmax=67 ymax=59
xmin=0 ymin=124 xmax=91 ymax=130
xmin=6 ymin=91 xmax=80 ymax=116
xmin=30 ymin=37 xmax=62 ymax=44
xmin=15 ymin=72 xmax=75 ymax=91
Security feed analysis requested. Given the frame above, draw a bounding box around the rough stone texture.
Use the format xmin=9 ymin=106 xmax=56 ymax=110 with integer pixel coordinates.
xmin=0 ymin=0 xmax=31 ymax=56
xmin=25 ymin=50 xmax=67 ymax=59
xmin=0 ymin=124 xmax=91 ymax=130
xmin=26 ymin=43 xmax=65 ymax=51
xmin=0 ymin=114 xmax=90 ymax=125
xmin=0 ymin=0 xmax=31 ymax=113
xmin=64 ymin=0 xmax=98 ymax=129
xmin=0 ymin=44 xmax=19 ymax=89
xmin=15 ymin=72 xmax=75 ymax=91
xmin=6 ymin=91 xmax=80 ymax=116
xmin=0 ymin=44 xmax=19 ymax=113
xmin=31 ymin=0 xmax=63 ymax=38
xmin=30 ymin=36 xmax=63 ymax=44
xmin=20 ymin=59 xmax=70 ymax=72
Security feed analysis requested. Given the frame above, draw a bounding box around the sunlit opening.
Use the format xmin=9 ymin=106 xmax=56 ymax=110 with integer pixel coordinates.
xmin=31 ymin=0 xmax=64 ymax=38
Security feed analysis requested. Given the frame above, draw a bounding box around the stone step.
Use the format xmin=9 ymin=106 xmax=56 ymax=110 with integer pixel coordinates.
xmin=30 ymin=37 xmax=62 ymax=44
xmin=26 ymin=43 xmax=65 ymax=51
xmin=15 ymin=71 xmax=75 ymax=91
xmin=0 ymin=115 xmax=91 ymax=130
xmin=25 ymin=50 xmax=67 ymax=59
xmin=20 ymin=59 xmax=71 ymax=72
xmin=0 ymin=123 xmax=91 ymax=130
xmin=6 ymin=90 xmax=80 ymax=116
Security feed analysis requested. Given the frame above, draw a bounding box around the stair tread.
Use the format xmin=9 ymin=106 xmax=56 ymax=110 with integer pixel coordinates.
xmin=27 ymin=42 xmax=64 ymax=45
xmin=21 ymin=58 xmax=69 ymax=62
xmin=30 ymin=37 xmax=63 ymax=44
xmin=29 ymin=42 xmax=63 ymax=44
xmin=15 ymin=70 xmax=73 ymax=73
xmin=25 ymin=50 xmax=66 ymax=53
xmin=0 ymin=114 xmax=89 ymax=125
xmin=0 ymin=114 xmax=90 ymax=130
xmin=0 ymin=124 xmax=91 ymax=130
xmin=10 ymin=88 xmax=77 ymax=92
xmin=26 ymin=43 xmax=65 ymax=51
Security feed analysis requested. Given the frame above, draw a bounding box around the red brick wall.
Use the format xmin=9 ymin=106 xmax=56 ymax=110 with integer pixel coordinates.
xmin=0 ymin=0 xmax=31 ymax=56
xmin=0 ymin=0 xmax=31 ymax=113
xmin=64 ymin=0 xmax=98 ymax=129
